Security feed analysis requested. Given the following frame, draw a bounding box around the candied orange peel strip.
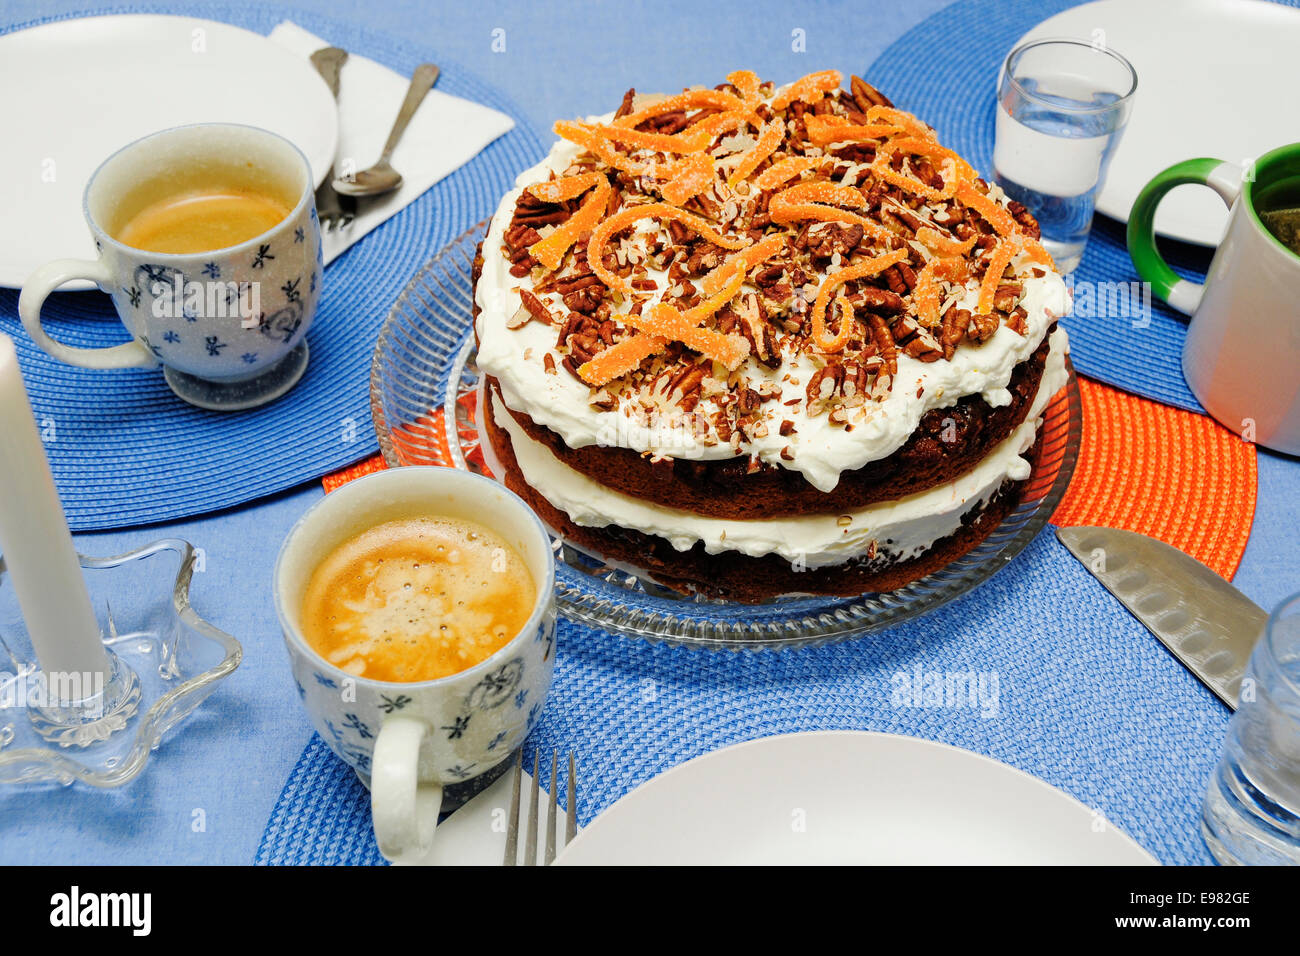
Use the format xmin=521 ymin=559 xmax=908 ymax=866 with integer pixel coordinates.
xmin=871 ymin=141 xmax=967 ymax=202
xmin=526 ymin=172 xmax=603 ymax=203
xmin=977 ymin=239 xmax=1019 ymax=316
xmin=679 ymin=109 xmax=756 ymax=146
xmin=818 ymin=296 xmax=857 ymax=354
xmin=916 ymin=227 xmax=977 ymax=257
xmin=727 ymin=120 xmax=785 ymax=187
xmin=913 ymin=256 xmax=970 ymax=328
xmin=528 ymin=179 xmax=612 ymax=270
xmin=809 ymin=249 xmax=909 ymax=353
xmin=951 ymin=180 xmax=1052 ymax=264
xmin=579 ymin=261 xmax=754 ymax=385
xmin=727 ymin=69 xmax=762 ymax=106
xmin=559 ymin=119 xmax=712 ymax=158
xmin=885 ymin=137 xmax=976 ymax=181
xmin=773 ymin=181 xmax=870 ymax=210
xmin=771 ymin=201 xmax=895 ymax=240
xmin=553 ymin=121 xmax=648 ymax=175
xmin=753 ymin=156 xmax=820 ymax=190
xmin=587 ymin=202 xmax=751 ymax=293
xmin=701 ymin=234 xmax=786 ymax=295
xmin=1021 ymin=236 xmax=1056 ymax=267
xmin=662 ymin=154 xmax=716 ymax=205
xmin=771 ymin=70 xmax=842 ymax=111
xmin=627 ymin=303 xmax=751 ymax=369
xmin=579 ymin=112 xmax=755 ymax=156
xmin=872 ymin=162 xmax=956 ymax=201
xmin=805 ymin=115 xmax=900 ymax=147
xmin=578 ymin=262 xmax=751 ymax=386
xmin=955 ymin=181 xmax=1018 ymax=237
xmin=687 ymin=260 xmax=748 ymax=320
xmin=769 ymin=182 xmax=895 ymax=241
xmin=612 ymin=88 xmax=747 ymax=129
xmin=865 ymin=105 xmax=934 ymax=139
xmin=577 ymin=334 xmax=663 ymax=387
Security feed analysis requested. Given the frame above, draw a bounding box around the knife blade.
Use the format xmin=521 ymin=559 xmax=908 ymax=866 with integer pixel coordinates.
xmin=1056 ymin=526 xmax=1266 ymax=710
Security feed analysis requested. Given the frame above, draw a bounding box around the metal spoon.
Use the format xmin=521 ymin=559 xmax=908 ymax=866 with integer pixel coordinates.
xmin=333 ymin=62 xmax=440 ymax=197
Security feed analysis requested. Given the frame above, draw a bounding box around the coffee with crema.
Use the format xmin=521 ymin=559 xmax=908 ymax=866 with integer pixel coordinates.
xmin=115 ymin=188 xmax=292 ymax=255
xmin=300 ymin=517 xmax=536 ymax=683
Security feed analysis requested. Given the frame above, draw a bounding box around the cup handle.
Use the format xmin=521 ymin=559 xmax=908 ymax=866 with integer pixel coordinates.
xmin=371 ymin=715 xmax=443 ymax=864
xmin=1126 ymin=158 xmax=1243 ymax=316
xmin=18 ymin=258 xmax=157 ymax=369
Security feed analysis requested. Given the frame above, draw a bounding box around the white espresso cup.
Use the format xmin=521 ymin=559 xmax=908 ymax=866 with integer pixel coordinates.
xmin=273 ymin=467 xmax=557 ymax=864
xmin=18 ymin=123 xmax=322 ymax=411
xmin=1128 ymin=143 xmax=1300 ymax=453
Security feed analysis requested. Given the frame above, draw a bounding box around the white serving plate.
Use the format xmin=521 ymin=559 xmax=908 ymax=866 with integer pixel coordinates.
xmin=557 ymin=731 xmax=1158 ymax=865
xmin=0 ymin=14 xmax=339 ymax=289
xmin=1017 ymin=0 xmax=1300 ymax=246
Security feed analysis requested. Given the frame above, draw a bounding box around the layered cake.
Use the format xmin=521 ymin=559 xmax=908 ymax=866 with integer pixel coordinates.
xmin=473 ymin=70 xmax=1070 ymax=602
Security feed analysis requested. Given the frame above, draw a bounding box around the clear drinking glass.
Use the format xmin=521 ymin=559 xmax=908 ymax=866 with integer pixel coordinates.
xmin=1201 ymin=591 xmax=1300 ymax=865
xmin=994 ymin=39 xmax=1137 ymax=272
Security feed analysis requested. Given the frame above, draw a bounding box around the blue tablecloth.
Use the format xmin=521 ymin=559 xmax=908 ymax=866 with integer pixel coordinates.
xmin=2 ymin=0 xmax=1297 ymax=866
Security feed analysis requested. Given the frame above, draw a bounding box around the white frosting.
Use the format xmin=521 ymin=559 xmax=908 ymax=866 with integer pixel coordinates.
xmin=492 ymin=327 xmax=1069 ymax=569
xmin=475 ymin=118 xmax=1071 ymax=493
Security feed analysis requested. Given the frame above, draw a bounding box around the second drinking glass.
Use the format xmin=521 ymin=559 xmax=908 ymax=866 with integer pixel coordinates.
xmin=994 ymin=38 xmax=1137 ymax=272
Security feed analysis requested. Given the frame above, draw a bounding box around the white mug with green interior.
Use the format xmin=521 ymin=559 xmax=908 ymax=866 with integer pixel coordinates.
xmin=1127 ymin=143 xmax=1300 ymax=455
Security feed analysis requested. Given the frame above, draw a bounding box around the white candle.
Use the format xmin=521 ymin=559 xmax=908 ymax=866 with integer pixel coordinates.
xmin=0 ymin=333 xmax=109 ymax=683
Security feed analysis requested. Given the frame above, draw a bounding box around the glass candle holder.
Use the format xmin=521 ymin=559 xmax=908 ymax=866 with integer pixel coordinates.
xmin=0 ymin=538 xmax=240 ymax=787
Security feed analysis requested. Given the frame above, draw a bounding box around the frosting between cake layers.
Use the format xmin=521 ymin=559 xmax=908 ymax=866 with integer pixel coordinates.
xmin=475 ymin=123 xmax=1072 ymax=493
xmin=491 ymin=327 xmax=1069 ymax=568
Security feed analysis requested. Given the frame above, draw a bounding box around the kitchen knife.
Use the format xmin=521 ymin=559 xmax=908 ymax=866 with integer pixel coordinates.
xmin=1056 ymin=526 xmax=1266 ymax=710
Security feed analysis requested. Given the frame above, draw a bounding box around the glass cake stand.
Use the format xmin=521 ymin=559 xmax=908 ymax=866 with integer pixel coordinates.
xmin=370 ymin=223 xmax=1081 ymax=649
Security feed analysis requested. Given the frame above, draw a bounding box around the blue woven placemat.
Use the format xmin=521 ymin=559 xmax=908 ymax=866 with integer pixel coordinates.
xmin=256 ymin=533 xmax=1228 ymax=866
xmin=864 ymin=0 xmax=1298 ymax=414
xmin=0 ymin=3 xmax=544 ymax=531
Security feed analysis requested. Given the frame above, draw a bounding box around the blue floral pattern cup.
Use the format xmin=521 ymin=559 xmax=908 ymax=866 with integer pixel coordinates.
xmin=18 ymin=123 xmax=322 ymax=410
xmin=273 ymin=467 xmax=557 ymax=864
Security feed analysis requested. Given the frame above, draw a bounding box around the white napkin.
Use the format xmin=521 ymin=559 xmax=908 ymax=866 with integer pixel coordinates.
xmin=394 ymin=766 xmax=580 ymax=866
xmin=269 ymin=22 xmax=515 ymax=265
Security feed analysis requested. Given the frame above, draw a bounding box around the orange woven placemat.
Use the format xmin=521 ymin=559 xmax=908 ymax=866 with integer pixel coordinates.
xmin=1050 ymin=377 xmax=1256 ymax=579
xmin=328 ymin=377 xmax=1258 ymax=578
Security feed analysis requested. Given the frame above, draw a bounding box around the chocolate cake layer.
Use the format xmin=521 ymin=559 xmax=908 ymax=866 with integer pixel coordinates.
xmin=486 ymin=325 xmax=1050 ymax=520
xmin=484 ymin=388 xmax=1036 ymax=602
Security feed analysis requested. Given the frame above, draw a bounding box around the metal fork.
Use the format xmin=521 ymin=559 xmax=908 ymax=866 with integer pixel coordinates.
xmin=309 ymin=46 xmax=356 ymax=232
xmin=503 ymin=749 xmax=577 ymax=865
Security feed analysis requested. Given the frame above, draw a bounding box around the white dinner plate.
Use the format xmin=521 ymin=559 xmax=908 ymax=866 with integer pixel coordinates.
xmin=0 ymin=14 xmax=339 ymax=289
xmin=556 ymin=731 xmax=1158 ymax=865
xmin=1017 ymin=0 xmax=1300 ymax=246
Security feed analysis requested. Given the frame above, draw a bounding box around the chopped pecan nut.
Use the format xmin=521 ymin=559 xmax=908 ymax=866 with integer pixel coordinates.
xmin=903 ymin=327 xmax=943 ymax=362
xmin=568 ymin=332 xmax=602 ymax=364
xmin=518 ymin=289 xmax=557 ymax=325
xmin=940 ymin=306 xmax=969 ymax=360
xmin=848 ymin=286 xmax=905 ymax=315
xmin=868 ymin=313 xmax=898 ymax=378
xmin=890 ymin=314 xmax=920 ymax=344
xmin=1006 ymin=306 xmax=1029 ymax=336
xmin=614 ymin=87 xmax=636 ymax=120
xmin=992 ymin=283 xmax=1023 ymax=313
xmin=850 ymin=74 xmax=893 ymax=112
xmin=967 ymin=312 xmax=1000 ymax=343
xmin=1007 ymin=200 xmax=1041 ymax=239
